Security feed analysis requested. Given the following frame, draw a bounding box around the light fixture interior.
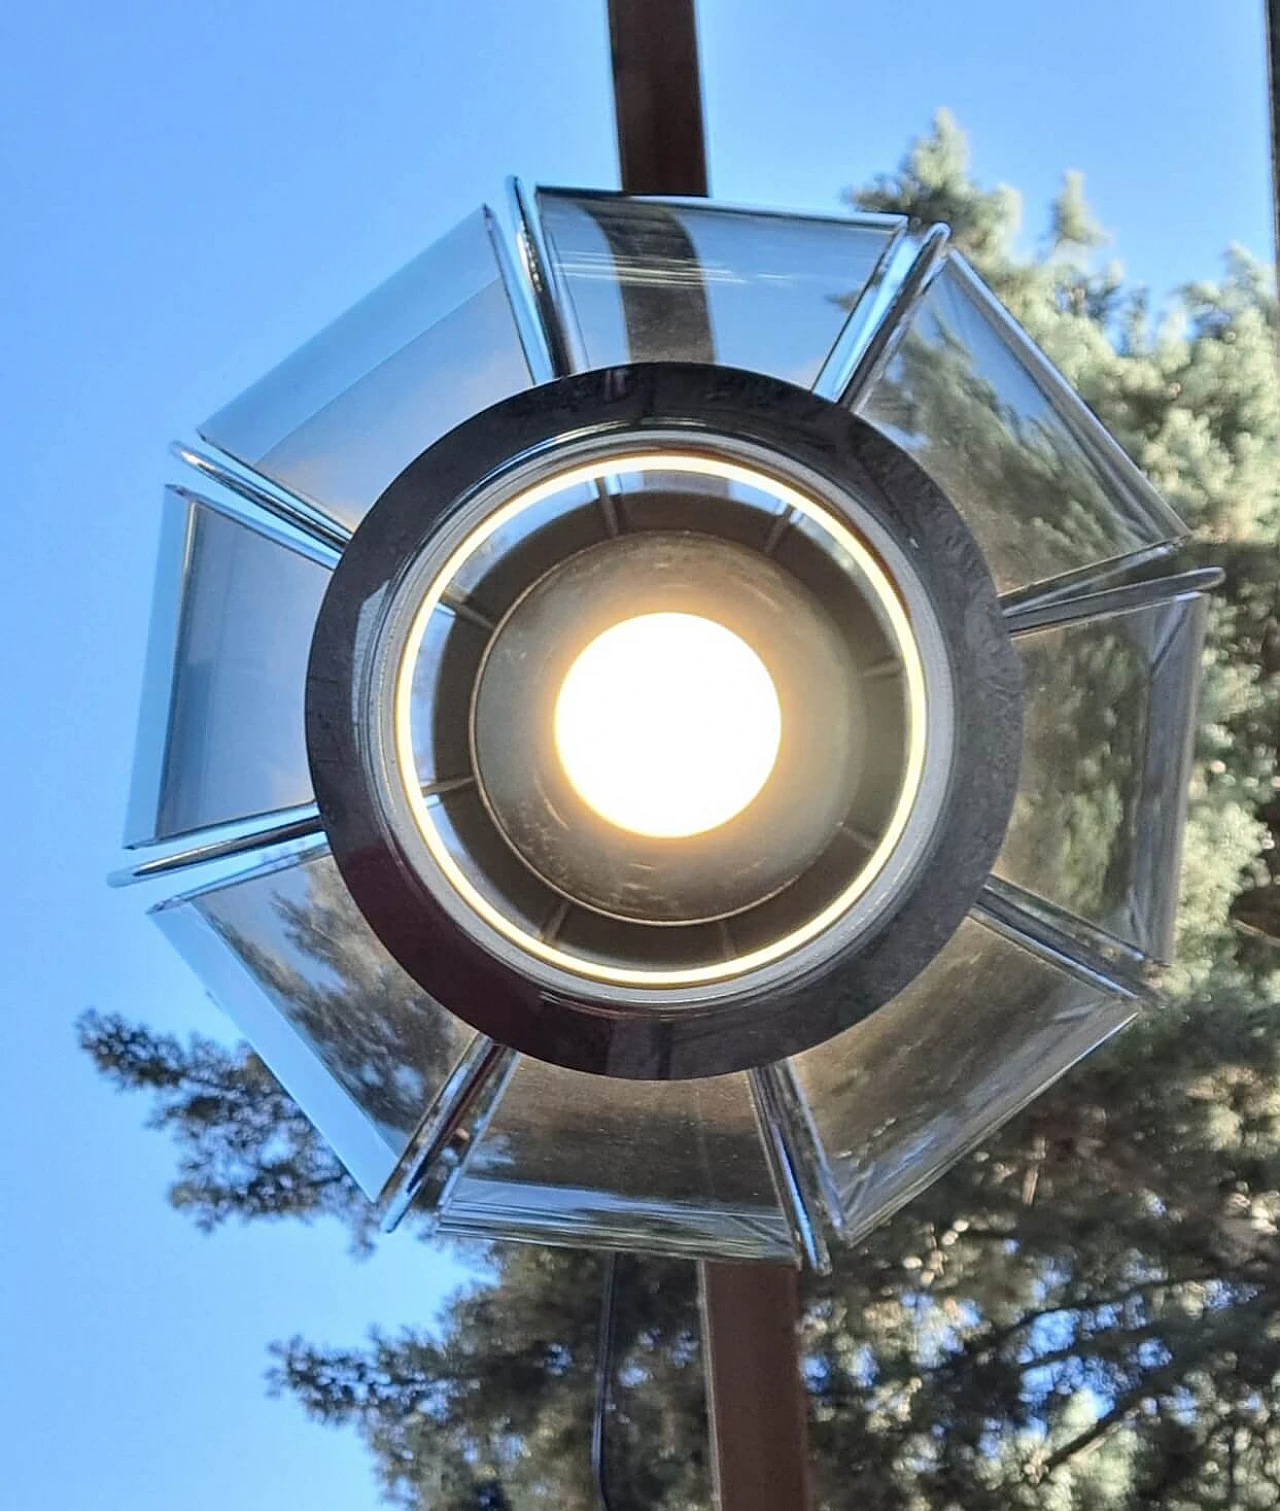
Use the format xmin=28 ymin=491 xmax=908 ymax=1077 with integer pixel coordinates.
xmin=377 ymin=441 xmax=948 ymax=995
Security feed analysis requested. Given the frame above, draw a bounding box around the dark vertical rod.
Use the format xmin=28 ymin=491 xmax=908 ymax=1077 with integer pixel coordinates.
xmin=1268 ymin=0 xmax=1280 ymax=282
xmin=592 ymin=1253 xmax=621 ymax=1511
xmin=700 ymin=1264 xmax=815 ymax=1511
xmin=607 ymin=0 xmax=709 ymax=195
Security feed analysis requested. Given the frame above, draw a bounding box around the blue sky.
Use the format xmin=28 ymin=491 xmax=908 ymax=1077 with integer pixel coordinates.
xmin=0 ymin=2 xmax=1270 ymax=1507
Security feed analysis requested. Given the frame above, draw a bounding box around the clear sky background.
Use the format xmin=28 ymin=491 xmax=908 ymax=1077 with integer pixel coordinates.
xmin=0 ymin=3 xmax=1271 ymax=1508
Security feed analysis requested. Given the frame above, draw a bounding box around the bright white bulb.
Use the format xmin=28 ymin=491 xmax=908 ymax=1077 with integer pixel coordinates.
xmin=554 ymin=612 xmax=782 ymax=839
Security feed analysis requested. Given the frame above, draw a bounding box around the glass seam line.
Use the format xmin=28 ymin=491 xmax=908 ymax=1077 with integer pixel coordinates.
xmin=838 ymin=222 xmax=951 ymax=410
xmin=971 ymin=879 xmax=1161 ymax=1006
xmin=981 ymin=873 xmax=1150 ymax=972
xmin=490 ymin=198 xmax=558 ymax=385
xmin=1003 ymin=568 xmax=1221 ymax=636
xmin=171 ymin=442 xmax=350 ymax=555
xmin=760 ymin=1058 xmax=850 ymax=1241
xmin=809 ymin=220 xmax=910 ymax=401
xmin=124 ymin=498 xmax=197 ymax=849
xmin=435 ymin=1200 xmax=787 ymax=1259
xmin=111 ymin=805 xmax=326 ymax=885
xmin=524 ymin=183 xmax=588 ymax=374
xmin=508 ymin=181 xmax=620 ymax=529
xmin=378 ymin=1037 xmax=517 ymax=1232
xmin=505 ymin=178 xmax=572 ymax=380
xmin=997 ymin=541 xmax=1180 ymax=618
xmin=169 ymin=483 xmax=339 ymax=573
xmin=747 ymin=1065 xmax=830 ymax=1271
xmin=591 ymin=1251 xmax=621 ymax=1511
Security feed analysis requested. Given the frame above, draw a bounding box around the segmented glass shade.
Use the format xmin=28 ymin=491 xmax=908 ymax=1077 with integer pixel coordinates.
xmin=123 ymin=186 xmax=1206 ymax=1266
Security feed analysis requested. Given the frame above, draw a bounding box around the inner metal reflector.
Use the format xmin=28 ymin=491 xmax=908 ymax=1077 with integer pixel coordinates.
xmin=385 ymin=446 xmax=941 ymax=989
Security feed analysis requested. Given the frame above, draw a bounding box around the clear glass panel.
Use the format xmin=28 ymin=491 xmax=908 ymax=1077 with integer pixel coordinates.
xmin=538 ymin=190 xmax=900 ymax=384
xmin=438 ymin=1060 xmax=794 ymax=1261
xmin=790 ymin=916 xmax=1134 ymax=1243
xmin=154 ymin=847 xmax=477 ymax=1198
xmin=860 ymin=255 xmax=1184 ymax=593
xmin=200 ymin=208 xmax=533 ymax=529
xmin=996 ymin=593 xmax=1207 ymax=959
xmin=126 ymin=490 xmax=329 ymax=846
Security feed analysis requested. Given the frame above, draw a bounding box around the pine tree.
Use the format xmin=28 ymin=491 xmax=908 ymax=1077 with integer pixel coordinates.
xmin=83 ymin=114 xmax=1280 ymax=1508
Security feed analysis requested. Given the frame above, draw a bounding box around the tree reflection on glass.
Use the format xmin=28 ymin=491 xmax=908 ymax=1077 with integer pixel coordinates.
xmin=862 ymin=278 xmax=1152 ymax=594
xmin=193 ymin=853 xmax=473 ymax=1149
xmin=994 ymin=600 xmax=1205 ymax=958
xmin=1002 ymin=619 xmax=1146 ymax=929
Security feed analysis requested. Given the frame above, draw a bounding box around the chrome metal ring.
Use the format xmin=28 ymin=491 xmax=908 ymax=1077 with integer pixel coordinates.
xmin=370 ymin=436 xmax=950 ymax=994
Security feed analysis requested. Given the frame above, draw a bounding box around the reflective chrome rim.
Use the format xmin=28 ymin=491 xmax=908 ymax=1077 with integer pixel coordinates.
xmin=375 ymin=439 xmax=947 ymax=994
xmin=306 ymin=364 xmax=1021 ymax=1078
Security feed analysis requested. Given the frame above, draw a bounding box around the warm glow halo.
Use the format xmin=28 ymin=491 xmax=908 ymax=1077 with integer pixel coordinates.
xmin=553 ymin=612 xmax=783 ymax=838
xmin=391 ymin=450 xmax=929 ymax=989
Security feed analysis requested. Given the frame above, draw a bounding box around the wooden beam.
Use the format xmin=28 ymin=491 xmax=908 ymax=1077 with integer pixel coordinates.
xmin=607 ymin=0 xmax=709 ymax=196
xmin=700 ymin=1263 xmax=814 ymax=1511
xmin=602 ymin=14 xmax=810 ymax=1507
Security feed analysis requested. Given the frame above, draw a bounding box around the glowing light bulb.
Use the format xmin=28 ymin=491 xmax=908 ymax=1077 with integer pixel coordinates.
xmin=554 ymin=612 xmax=782 ymax=838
